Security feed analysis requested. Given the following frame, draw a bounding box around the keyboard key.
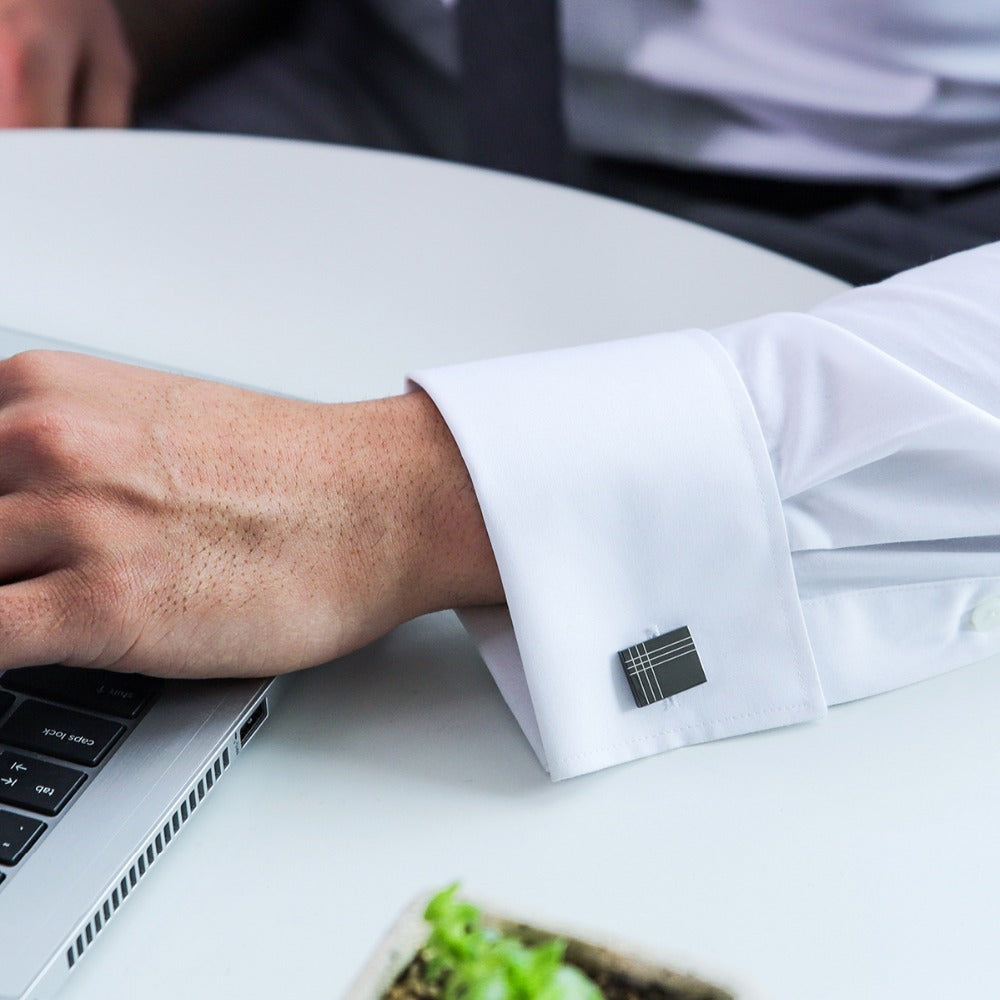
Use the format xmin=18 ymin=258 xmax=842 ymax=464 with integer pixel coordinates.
xmin=0 ymin=751 xmax=85 ymax=815
xmin=0 ymin=811 xmax=46 ymax=865
xmin=1 ymin=667 xmax=156 ymax=720
xmin=0 ymin=693 xmax=13 ymax=719
xmin=0 ymin=702 xmax=124 ymax=767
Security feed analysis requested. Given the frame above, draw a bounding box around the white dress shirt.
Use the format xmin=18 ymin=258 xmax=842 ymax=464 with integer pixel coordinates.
xmin=372 ymin=0 xmax=1000 ymax=184
xmin=413 ymin=242 xmax=1000 ymax=779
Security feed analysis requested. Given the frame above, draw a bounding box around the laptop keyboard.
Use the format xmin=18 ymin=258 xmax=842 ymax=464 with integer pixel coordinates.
xmin=0 ymin=667 xmax=159 ymax=888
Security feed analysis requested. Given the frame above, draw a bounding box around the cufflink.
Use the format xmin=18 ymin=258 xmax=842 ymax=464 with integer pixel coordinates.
xmin=618 ymin=626 xmax=707 ymax=708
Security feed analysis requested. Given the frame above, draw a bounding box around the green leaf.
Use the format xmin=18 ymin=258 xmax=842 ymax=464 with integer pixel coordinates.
xmin=420 ymin=885 xmax=605 ymax=1000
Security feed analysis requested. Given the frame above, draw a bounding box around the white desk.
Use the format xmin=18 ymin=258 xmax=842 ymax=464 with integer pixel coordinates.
xmin=1 ymin=131 xmax=995 ymax=999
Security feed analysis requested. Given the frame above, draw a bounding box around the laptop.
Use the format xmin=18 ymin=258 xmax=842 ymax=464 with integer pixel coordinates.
xmin=0 ymin=325 xmax=289 ymax=1000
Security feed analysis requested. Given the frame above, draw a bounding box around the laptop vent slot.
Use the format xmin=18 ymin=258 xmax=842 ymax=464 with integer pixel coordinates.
xmin=65 ymin=746 xmax=233 ymax=971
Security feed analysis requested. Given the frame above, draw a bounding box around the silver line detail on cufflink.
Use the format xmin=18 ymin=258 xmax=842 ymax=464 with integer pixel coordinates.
xmin=618 ymin=626 xmax=707 ymax=708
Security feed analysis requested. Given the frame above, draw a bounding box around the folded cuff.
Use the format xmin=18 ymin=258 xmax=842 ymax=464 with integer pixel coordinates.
xmin=412 ymin=329 xmax=825 ymax=779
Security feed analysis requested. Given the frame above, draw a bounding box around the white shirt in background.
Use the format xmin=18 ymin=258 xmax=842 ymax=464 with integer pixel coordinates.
xmin=372 ymin=0 xmax=1000 ymax=183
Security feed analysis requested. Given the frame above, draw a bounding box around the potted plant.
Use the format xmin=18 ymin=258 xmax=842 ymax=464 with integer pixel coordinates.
xmin=344 ymin=885 xmax=745 ymax=1000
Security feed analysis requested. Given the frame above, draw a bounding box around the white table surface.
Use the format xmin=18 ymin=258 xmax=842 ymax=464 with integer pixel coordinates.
xmin=1 ymin=130 xmax=996 ymax=1000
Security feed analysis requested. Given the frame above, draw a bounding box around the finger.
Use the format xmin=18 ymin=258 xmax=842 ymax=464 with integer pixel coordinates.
xmin=0 ymin=573 xmax=78 ymax=669
xmin=74 ymin=39 xmax=133 ymax=126
xmin=0 ymin=494 xmax=67 ymax=582
xmin=0 ymin=20 xmax=77 ymax=126
xmin=75 ymin=64 xmax=131 ymax=126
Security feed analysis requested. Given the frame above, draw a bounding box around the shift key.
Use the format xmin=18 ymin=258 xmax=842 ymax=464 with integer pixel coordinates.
xmin=0 ymin=701 xmax=124 ymax=766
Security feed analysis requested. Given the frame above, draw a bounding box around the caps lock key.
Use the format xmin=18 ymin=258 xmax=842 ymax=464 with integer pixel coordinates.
xmin=0 ymin=701 xmax=125 ymax=767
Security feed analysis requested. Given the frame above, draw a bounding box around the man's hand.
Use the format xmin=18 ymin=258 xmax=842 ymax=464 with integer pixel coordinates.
xmin=0 ymin=0 xmax=135 ymax=127
xmin=0 ymin=351 xmax=504 ymax=677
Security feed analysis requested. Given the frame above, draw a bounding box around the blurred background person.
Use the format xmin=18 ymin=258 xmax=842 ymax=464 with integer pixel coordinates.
xmin=3 ymin=1 xmax=1000 ymax=284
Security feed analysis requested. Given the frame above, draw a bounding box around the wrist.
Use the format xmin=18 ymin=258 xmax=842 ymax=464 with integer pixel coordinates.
xmin=375 ymin=391 xmax=504 ymax=620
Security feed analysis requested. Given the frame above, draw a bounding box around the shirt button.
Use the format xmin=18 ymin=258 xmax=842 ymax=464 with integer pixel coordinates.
xmin=971 ymin=597 xmax=1000 ymax=631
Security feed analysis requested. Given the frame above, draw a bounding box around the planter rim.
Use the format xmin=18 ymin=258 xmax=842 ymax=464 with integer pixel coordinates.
xmin=342 ymin=890 xmax=761 ymax=1000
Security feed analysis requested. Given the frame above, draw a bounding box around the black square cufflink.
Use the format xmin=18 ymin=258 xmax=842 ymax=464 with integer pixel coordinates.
xmin=618 ymin=626 xmax=707 ymax=708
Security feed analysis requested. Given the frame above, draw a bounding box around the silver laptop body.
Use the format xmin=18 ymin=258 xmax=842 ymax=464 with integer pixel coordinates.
xmin=0 ymin=326 xmax=288 ymax=1000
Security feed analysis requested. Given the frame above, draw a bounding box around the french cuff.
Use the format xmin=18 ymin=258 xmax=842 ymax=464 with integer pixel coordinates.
xmin=410 ymin=330 xmax=826 ymax=780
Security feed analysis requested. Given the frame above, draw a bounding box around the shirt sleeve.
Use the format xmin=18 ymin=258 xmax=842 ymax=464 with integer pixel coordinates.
xmin=409 ymin=241 xmax=1000 ymax=780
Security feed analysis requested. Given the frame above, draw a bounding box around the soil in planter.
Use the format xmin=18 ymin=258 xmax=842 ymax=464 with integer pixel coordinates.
xmin=384 ymin=952 xmax=726 ymax=1000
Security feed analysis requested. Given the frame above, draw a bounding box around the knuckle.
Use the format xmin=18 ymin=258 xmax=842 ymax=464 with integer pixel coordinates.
xmin=0 ymin=349 xmax=61 ymax=393
xmin=5 ymin=400 xmax=91 ymax=474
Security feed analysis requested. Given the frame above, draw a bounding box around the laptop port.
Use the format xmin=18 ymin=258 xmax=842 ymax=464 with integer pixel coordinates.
xmin=238 ymin=699 xmax=268 ymax=748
